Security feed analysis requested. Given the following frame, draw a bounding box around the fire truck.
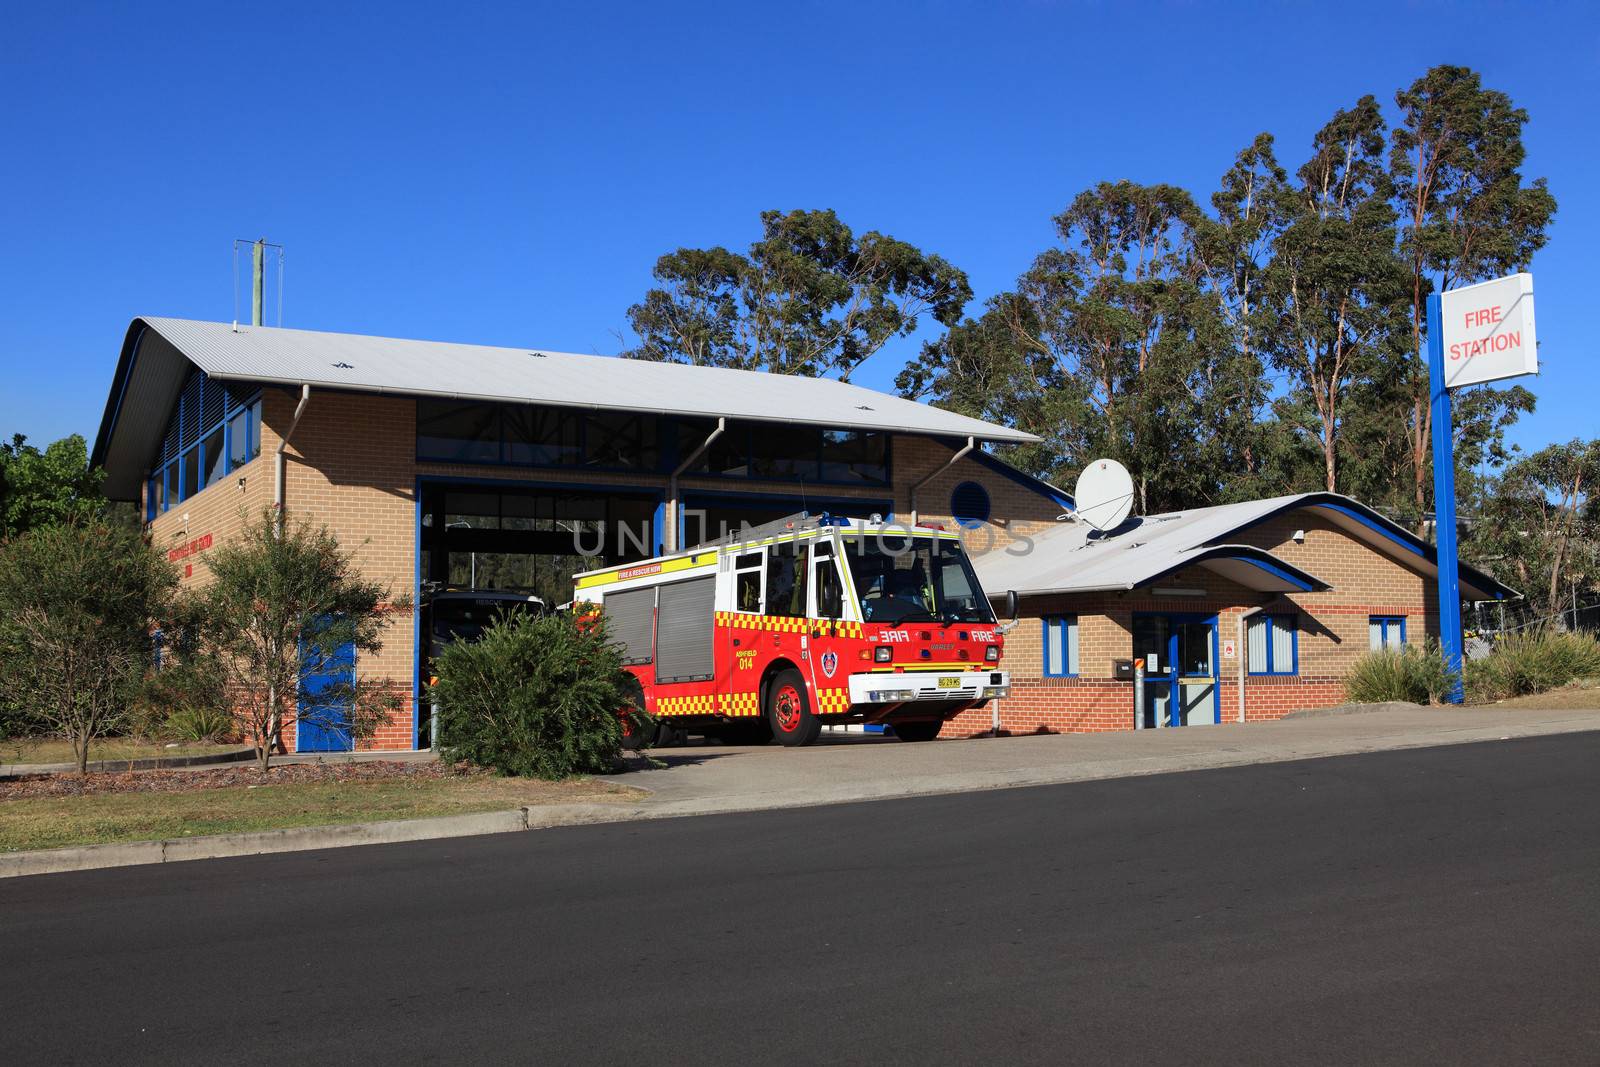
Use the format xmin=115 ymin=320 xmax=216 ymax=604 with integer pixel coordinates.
xmin=572 ymin=513 xmax=1011 ymax=747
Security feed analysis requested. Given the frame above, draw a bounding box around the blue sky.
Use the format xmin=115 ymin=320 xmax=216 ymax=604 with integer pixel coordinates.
xmin=2 ymin=1 xmax=1595 ymax=461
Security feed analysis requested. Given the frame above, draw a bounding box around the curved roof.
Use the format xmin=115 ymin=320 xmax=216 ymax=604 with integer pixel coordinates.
xmin=973 ymin=491 xmax=1517 ymax=603
xmin=93 ymin=317 xmax=1037 ymax=498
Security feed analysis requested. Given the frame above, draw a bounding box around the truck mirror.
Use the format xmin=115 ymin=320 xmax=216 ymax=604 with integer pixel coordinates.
xmin=1005 ymin=589 xmax=1019 ymax=621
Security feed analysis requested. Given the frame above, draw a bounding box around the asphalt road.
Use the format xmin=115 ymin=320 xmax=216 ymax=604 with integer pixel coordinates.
xmin=5 ymin=735 xmax=1599 ymax=1065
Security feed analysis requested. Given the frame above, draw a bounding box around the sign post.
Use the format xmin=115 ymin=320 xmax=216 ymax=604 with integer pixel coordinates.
xmin=1430 ymin=272 xmax=1537 ymax=703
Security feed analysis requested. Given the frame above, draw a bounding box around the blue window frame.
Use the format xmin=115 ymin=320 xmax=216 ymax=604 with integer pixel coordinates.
xmin=1369 ymin=615 xmax=1407 ymax=651
xmin=1042 ymin=615 xmax=1078 ymax=676
xmin=1247 ymin=614 xmax=1298 ymax=675
xmin=147 ymin=369 xmax=261 ymax=519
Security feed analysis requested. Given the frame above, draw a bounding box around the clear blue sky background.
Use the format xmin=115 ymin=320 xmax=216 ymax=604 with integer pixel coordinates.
xmin=2 ymin=1 xmax=1594 ymax=462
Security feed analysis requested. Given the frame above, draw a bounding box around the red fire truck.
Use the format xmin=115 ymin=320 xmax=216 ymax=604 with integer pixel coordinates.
xmin=573 ymin=513 xmax=1011 ymax=746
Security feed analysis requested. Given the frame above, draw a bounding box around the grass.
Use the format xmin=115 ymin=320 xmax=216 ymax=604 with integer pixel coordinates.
xmin=0 ymin=774 xmax=640 ymax=853
xmin=0 ymin=737 xmax=248 ymax=767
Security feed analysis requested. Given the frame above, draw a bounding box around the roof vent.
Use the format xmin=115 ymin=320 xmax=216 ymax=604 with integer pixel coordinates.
xmin=856 ymin=405 xmax=874 ymax=411
xmin=529 ymin=351 xmax=547 ymax=358
xmin=332 ymin=362 xmax=354 ymax=369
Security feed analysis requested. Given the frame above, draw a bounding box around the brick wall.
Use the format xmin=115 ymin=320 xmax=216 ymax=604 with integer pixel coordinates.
xmin=942 ymin=507 xmax=1436 ymax=738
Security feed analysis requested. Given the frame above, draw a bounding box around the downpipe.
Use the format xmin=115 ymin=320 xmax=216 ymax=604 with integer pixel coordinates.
xmin=268 ymin=384 xmax=311 ymax=755
xmin=910 ymin=435 xmax=974 ymax=525
xmin=666 ymin=417 xmax=725 ymax=552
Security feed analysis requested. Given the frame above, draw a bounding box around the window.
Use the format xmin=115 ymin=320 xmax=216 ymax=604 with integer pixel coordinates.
xmin=202 ymin=426 xmax=226 ymax=489
xmin=812 ymin=547 xmax=844 ymax=619
xmin=146 ymin=371 xmax=262 ymax=519
xmin=764 ymin=541 xmax=805 ymax=618
xmin=820 ymin=429 xmax=888 ymax=485
xmin=1043 ymin=616 xmax=1078 ymax=676
xmin=417 ymin=400 xmax=499 ymax=463
xmin=1370 ymin=616 xmax=1407 ymax=651
xmin=505 ymin=405 xmax=581 ymax=466
xmin=950 ymin=481 xmax=991 ymax=528
xmin=1247 ymin=614 xmax=1297 ymax=675
xmin=733 ymin=551 xmax=764 ymax=613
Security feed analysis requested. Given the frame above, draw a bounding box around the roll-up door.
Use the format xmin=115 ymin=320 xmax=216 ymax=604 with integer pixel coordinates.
xmin=655 ymin=577 xmax=716 ymax=682
xmin=603 ymin=587 xmax=656 ymax=665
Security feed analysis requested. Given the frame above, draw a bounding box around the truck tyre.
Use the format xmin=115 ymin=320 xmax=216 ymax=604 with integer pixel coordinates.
xmin=892 ymin=721 xmax=943 ymax=743
xmin=767 ymin=669 xmax=821 ymax=747
xmin=619 ymin=678 xmax=651 ymax=751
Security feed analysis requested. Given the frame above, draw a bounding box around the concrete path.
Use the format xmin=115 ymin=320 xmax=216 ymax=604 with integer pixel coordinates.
xmin=623 ymin=704 xmax=1600 ymax=817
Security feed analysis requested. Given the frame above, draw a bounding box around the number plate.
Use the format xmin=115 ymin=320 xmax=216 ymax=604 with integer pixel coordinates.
xmin=937 ymin=676 xmax=960 ymax=689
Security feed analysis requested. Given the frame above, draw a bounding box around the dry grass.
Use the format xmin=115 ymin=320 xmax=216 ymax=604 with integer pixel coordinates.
xmin=1479 ymin=681 xmax=1600 ymax=710
xmin=0 ymin=770 xmax=641 ymax=853
xmin=0 ymin=737 xmax=248 ymax=767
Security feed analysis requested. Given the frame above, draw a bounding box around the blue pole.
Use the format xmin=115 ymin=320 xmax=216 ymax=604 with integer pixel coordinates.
xmin=1427 ymin=291 xmax=1465 ymax=703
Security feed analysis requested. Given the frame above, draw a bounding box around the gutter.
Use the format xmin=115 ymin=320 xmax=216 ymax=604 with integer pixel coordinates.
xmin=910 ymin=435 xmax=974 ymax=524
xmin=274 ymin=384 xmax=311 ymax=534
xmin=665 ymin=417 xmax=725 ymax=553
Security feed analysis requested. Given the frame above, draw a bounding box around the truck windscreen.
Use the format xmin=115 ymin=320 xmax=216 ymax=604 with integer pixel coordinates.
xmin=842 ymin=536 xmax=995 ymax=624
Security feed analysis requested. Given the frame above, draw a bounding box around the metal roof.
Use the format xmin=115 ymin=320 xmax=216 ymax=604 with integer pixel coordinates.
xmin=973 ymin=492 xmax=1517 ymax=603
xmin=91 ymin=317 xmax=1036 ymax=498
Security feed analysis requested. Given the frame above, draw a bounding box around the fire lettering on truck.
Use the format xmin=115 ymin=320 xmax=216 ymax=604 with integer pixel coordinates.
xmin=880 ymin=630 xmax=911 ymax=642
xmin=616 ymin=562 xmax=662 ymax=581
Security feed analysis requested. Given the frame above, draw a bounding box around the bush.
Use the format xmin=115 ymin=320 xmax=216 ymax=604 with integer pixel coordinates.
xmin=432 ymin=610 xmax=643 ymax=779
xmin=1465 ymin=630 xmax=1600 ymax=703
xmin=1344 ymin=643 xmax=1455 ymax=705
xmin=0 ymin=522 xmax=177 ymax=773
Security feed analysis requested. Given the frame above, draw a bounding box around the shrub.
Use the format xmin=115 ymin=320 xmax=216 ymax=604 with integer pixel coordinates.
xmin=1465 ymin=630 xmax=1600 ymax=703
xmin=0 ymin=522 xmax=177 ymax=773
xmin=1343 ymin=643 xmax=1455 ymax=705
xmin=432 ymin=610 xmax=643 ymax=779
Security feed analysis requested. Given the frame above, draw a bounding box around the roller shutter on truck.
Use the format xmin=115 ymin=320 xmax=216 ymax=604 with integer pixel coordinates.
xmin=654 ymin=576 xmax=716 ymax=683
xmin=604 ymin=587 xmax=656 ymax=666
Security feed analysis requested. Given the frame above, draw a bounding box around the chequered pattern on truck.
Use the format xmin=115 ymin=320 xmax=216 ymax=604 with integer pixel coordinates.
xmin=715 ymin=611 xmax=864 ymax=638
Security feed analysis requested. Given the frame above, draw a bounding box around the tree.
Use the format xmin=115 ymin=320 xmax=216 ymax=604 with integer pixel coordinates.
xmin=0 ymin=433 xmax=106 ymax=537
xmin=192 ymin=510 xmax=410 ymax=772
xmin=0 ymin=522 xmax=176 ymax=774
xmin=624 ymin=208 xmax=972 ymax=380
xmin=1391 ymin=65 xmax=1557 ymax=524
xmin=1263 ymin=96 xmax=1411 ymax=495
xmin=1467 ymin=440 xmax=1600 ymax=626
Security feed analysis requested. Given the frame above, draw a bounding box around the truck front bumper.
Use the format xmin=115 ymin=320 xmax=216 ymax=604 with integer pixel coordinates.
xmin=848 ymin=670 xmax=1010 ymax=705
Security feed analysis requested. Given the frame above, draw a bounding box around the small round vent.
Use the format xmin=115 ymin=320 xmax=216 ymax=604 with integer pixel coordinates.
xmin=950 ymin=481 xmax=991 ymax=528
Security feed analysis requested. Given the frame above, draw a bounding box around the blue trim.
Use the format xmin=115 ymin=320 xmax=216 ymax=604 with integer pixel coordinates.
xmin=1232 ymin=555 xmax=1317 ymax=592
xmin=1247 ymin=614 xmax=1299 ymax=676
xmin=413 ymin=475 xmax=424 ymax=751
xmin=962 ymin=447 xmax=1074 ymax=511
xmin=950 ymin=480 xmax=992 ymax=528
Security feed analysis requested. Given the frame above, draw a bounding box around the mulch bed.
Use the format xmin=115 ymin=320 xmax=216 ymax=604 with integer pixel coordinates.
xmin=0 ymin=759 xmax=479 ymax=800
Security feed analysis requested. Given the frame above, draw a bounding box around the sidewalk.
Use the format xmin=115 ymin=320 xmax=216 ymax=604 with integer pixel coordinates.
xmin=5 ymin=704 xmax=1599 ymax=878
xmin=623 ymin=704 xmax=1600 ymax=817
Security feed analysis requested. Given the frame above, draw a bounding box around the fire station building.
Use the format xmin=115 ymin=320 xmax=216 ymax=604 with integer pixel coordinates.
xmin=91 ymin=317 xmax=1510 ymax=749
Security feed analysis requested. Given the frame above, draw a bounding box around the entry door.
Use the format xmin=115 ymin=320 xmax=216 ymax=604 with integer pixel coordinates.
xmin=1172 ymin=619 xmax=1219 ymax=726
xmin=1133 ymin=615 xmax=1219 ymax=727
xmin=1133 ymin=616 xmax=1173 ymax=728
xmin=298 ymin=619 xmax=355 ymax=752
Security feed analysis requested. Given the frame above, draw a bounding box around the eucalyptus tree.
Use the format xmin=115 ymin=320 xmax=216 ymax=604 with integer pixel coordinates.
xmin=624 ymin=209 xmax=971 ymax=381
xmin=1262 ymin=96 xmax=1411 ymax=495
xmin=1390 ymin=65 xmax=1557 ymax=522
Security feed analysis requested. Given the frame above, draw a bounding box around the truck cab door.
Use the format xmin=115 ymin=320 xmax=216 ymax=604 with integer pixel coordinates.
xmin=806 ymin=541 xmax=851 ymax=714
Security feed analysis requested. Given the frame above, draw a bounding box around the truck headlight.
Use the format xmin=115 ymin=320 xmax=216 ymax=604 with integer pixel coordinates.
xmin=984 ymin=645 xmax=999 ymax=662
xmin=874 ymin=646 xmax=892 ymax=663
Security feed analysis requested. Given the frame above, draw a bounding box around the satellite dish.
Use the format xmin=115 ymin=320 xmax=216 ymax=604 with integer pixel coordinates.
xmin=1073 ymin=458 xmax=1135 ymax=531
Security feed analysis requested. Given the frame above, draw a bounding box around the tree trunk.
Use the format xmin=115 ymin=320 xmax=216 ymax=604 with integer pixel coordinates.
xmin=75 ymin=728 xmax=90 ymax=776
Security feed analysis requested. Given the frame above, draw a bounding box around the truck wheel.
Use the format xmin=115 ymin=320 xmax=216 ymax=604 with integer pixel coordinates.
xmin=892 ymin=721 xmax=943 ymax=742
xmin=767 ymin=669 xmax=821 ymax=747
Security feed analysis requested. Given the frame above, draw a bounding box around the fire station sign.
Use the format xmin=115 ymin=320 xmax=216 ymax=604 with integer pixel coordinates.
xmin=1439 ymin=273 xmax=1537 ymax=389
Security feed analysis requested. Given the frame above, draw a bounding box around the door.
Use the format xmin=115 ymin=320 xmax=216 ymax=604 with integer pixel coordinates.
xmin=1133 ymin=614 xmax=1219 ymax=727
xmin=806 ymin=541 xmax=851 ymax=713
xmin=298 ymin=618 xmax=355 ymax=752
